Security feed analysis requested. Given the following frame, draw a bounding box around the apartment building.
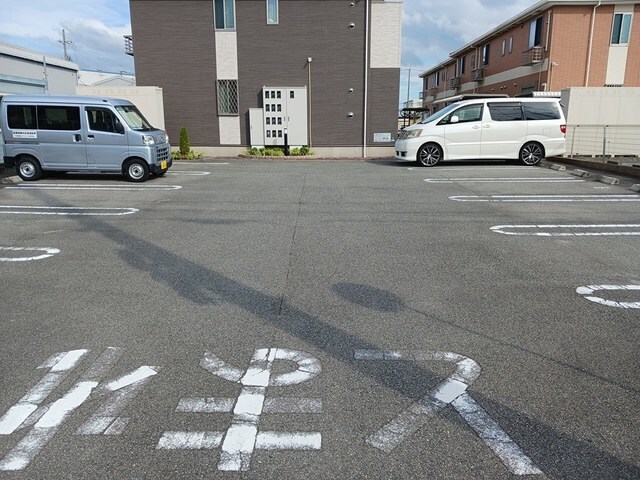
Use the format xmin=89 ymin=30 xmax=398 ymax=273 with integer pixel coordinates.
xmin=420 ymin=0 xmax=640 ymax=113
xmin=128 ymin=0 xmax=403 ymax=157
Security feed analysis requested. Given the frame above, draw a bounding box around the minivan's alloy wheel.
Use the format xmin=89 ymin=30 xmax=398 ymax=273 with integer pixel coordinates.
xmin=417 ymin=143 xmax=442 ymax=167
xmin=17 ymin=157 xmax=43 ymax=181
xmin=124 ymin=159 xmax=150 ymax=182
xmin=520 ymin=142 xmax=544 ymax=166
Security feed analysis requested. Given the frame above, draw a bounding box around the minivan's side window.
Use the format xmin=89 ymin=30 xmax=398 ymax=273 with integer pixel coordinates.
xmin=488 ymin=103 xmax=523 ymax=121
xmin=86 ymin=107 xmax=124 ymax=133
xmin=523 ymin=102 xmax=561 ymax=120
xmin=439 ymin=104 xmax=483 ymax=124
xmin=37 ymin=106 xmax=81 ymax=131
xmin=7 ymin=105 xmax=36 ymax=129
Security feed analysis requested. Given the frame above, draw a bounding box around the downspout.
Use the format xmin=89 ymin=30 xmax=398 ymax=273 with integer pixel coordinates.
xmin=363 ymin=0 xmax=369 ymax=158
xmin=585 ymin=1 xmax=601 ymax=86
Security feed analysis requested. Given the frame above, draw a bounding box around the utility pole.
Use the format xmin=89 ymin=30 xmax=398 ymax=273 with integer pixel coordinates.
xmin=59 ymin=29 xmax=73 ymax=61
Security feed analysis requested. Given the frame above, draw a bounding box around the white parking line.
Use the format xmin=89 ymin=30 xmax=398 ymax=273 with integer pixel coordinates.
xmin=576 ymin=285 xmax=640 ymax=309
xmin=491 ymin=224 xmax=640 ymax=236
xmin=0 ymin=247 xmax=61 ymax=262
xmin=408 ymin=166 xmax=534 ymax=171
xmin=450 ymin=194 xmax=640 ymax=202
xmin=425 ymin=177 xmax=584 ymax=184
xmin=7 ymin=184 xmax=182 ymax=191
xmin=0 ymin=206 xmax=138 ymax=216
xmin=165 ymin=171 xmax=210 ymax=176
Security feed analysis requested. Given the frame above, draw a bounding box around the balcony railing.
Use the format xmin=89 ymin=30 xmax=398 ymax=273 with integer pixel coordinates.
xmin=124 ymin=35 xmax=134 ymax=56
xmin=522 ymin=46 xmax=543 ymax=65
xmin=450 ymin=77 xmax=461 ymax=89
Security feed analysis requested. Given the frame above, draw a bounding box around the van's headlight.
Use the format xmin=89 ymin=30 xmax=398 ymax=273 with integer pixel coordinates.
xmin=142 ymin=135 xmax=155 ymax=145
xmin=405 ymin=130 xmax=422 ymax=138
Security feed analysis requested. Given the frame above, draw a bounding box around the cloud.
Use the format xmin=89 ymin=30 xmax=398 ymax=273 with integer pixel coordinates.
xmin=0 ymin=0 xmax=133 ymax=73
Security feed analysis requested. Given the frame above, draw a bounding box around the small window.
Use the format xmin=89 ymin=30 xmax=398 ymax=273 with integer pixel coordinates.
xmin=529 ymin=16 xmax=543 ymax=48
xmin=611 ymin=13 xmax=632 ymax=45
xmin=214 ymin=0 xmax=235 ymax=30
xmin=523 ymin=102 xmax=561 ymax=120
xmin=266 ymin=117 xmax=271 ymax=125
xmin=86 ymin=107 xmax=123 ymax=133
xmin=267 ymin=0 xmax=278 ymax=24
xmin=290 ymin=91 xmax=295 ymax=99
xmin=434 ymin=71 xmax=440 ymax=87
xmin=439 ymin=104 xmax=483 ymax=125
xmin=7 ymin=105 xmax=36 ymax=129
xmin=37 ymin=106 xmax=81 ymax=131
xmin=277 ymin=117 xmax=282 ymax=125
xmin=217 ymin=79 xmax=238 ymax=115
xmin=277 ymin=130 xmax=282 ymax=138
xmin=488 ymin=102 xmax=524 ymax=121
xmin=266 ymin=105 xmax=270 ymax=112
xmin=501 ymin=39 xmax=506 ymax=56
xmin=266 ymin=130 xmax=271 ymax=137
xmin=481 ymin=43 xmax=490 ymax=66
xmin=277 ymin=104 xmax=282 ymax=112
xmin=470 ymin=54 xmax=476 ymax=70
xmin=509 ymin=36 xmax=513 ymax=54
xmin=276 ymin=91 xmax=281 ymax=99
xmin=265 ymin=91 xmax=270 ymax=99
xmin=271 ymin=117 xmax=276 ymax=124
xmin=272 ymin=130 xmax=276 ymax=137
xmin=458 ymin=56 xmax=465 ymax=76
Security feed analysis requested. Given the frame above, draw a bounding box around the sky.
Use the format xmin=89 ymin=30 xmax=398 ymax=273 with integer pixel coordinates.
xmin=0 ymin=0 xmax=535 ymax=102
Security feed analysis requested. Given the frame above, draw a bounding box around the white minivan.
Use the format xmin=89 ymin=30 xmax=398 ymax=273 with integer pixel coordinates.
xmin=395 ymin=97 xmax=566 ymax=167
xmin=1 ymin=95 xmax=171 ymax=181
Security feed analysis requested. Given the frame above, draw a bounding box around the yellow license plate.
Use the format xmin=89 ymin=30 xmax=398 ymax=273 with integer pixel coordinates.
xmin=161 ymin=160 xmax=167 ymax=169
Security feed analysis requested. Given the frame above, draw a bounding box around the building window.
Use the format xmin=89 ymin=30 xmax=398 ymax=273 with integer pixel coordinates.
xmin=529 ymin=16 xmax=543 ymax=48
xmin=501 ymin=39 xmax=506 ymax=56
xmin=611 ymin=13 xmax=632 ymax=45
xmin=217 ymin=79 xmax=238 ymax=115
xmin=481 ymin=43 xmax=490 ymax=66
xmin=471 ymin=54 xmax=476 ymax=70
xmin=214 ymin=0 xmax=235 ymax=30
xmin=267 ymin=0 xmax=279 ymax=24
xmin=458 ymin=56 xmax=466 ymax=76
xmin=509 ymin=36 xmax=513 ymax=53
xmin=434 ymin=71 xmax=440 ymax=87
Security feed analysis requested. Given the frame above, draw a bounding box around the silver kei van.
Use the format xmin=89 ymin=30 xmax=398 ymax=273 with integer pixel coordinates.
xmin=1 ymin=95 xmax=171 ymax=182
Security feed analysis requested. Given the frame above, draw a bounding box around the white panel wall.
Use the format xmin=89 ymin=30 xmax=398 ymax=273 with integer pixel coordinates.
xmin=370 ymin=2 xmax=402 ymax=69
xmin=215 ymin=32 xmax=239 ymax=79
xmin=218 ymin=116 xmax=242 ymax=145
xmin=76 ymin=86 xmax=166 ymax=129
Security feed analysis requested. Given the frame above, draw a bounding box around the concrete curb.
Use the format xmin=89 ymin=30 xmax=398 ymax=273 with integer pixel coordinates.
xmin=547 ymin=156 xmax=640 ymax=179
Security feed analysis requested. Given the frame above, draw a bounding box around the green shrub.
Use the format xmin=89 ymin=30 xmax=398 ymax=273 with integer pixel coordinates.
xmin=171 ymin=149 xmax=204 ymax=160
xmin=179 ymin=127 xmax=191 ymax=156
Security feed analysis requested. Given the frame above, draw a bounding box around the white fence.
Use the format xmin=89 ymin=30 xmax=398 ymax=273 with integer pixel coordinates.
xmin=566 ymin=125 xmax=640 ymax=158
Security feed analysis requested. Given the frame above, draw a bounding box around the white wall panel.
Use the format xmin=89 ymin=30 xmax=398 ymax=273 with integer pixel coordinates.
xmin=370 ymin=3 xmax=402 ymax=69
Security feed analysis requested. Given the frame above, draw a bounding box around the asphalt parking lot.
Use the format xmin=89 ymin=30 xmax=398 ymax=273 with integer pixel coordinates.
xmin=0 ymin=159 xmax=639 ymax=479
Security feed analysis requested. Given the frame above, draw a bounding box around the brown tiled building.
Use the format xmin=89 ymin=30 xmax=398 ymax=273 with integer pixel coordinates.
xmin=128 ymin=0 xmax=403 ymax=157
xmin=420 ymin=0 xmax=640 ymax=113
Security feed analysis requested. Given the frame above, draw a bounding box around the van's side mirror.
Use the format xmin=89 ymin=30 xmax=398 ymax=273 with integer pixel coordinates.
xmin=450 ymin=115 xmax=460 ymax=124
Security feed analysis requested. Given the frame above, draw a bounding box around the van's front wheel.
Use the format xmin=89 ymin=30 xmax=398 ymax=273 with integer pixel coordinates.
xmin=417 ymin=143 xmax=442 ymax=167
xmin=519 ymin=142 xmax=544 ymax=166
xmin=16 ymin=156 xmax=43 ymax=181
xmin=123 ymin=159 xmax=150 ymax=182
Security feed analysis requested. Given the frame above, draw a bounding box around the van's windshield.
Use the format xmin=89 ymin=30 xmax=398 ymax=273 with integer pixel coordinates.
xmin=419 ymin=103 xmax=460 ymax=124
xmin=115 ymin=105 xmax=154 ymax=131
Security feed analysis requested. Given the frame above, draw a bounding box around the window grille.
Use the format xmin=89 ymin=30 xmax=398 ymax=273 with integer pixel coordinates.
xmin=217 ymin=80 xmax=238 ymax=115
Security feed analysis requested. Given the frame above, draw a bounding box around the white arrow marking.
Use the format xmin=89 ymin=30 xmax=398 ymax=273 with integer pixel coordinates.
xmin=450 ymin=194 xmax=640 ymax=202
xmin=0 ymin=206 xmax=139 ymax=216
xmin=576 ymin=285 xmax=640 ymax=309
xmin=491 ymin=224 xmax=640 ymax=236
xmin=0 ymin=247 xmax=61 ymax=262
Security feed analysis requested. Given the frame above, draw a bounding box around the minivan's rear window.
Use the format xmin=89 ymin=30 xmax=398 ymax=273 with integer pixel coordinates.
xmin=488 ymin=103 xmax=523 ymax=121
xmin=523 ymin=102 xmax=561 ymax=120
xmin=7 ymin=105 xmax=80 ymax=131
xmin=7 ymin=105 xmax=36 ymax=129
